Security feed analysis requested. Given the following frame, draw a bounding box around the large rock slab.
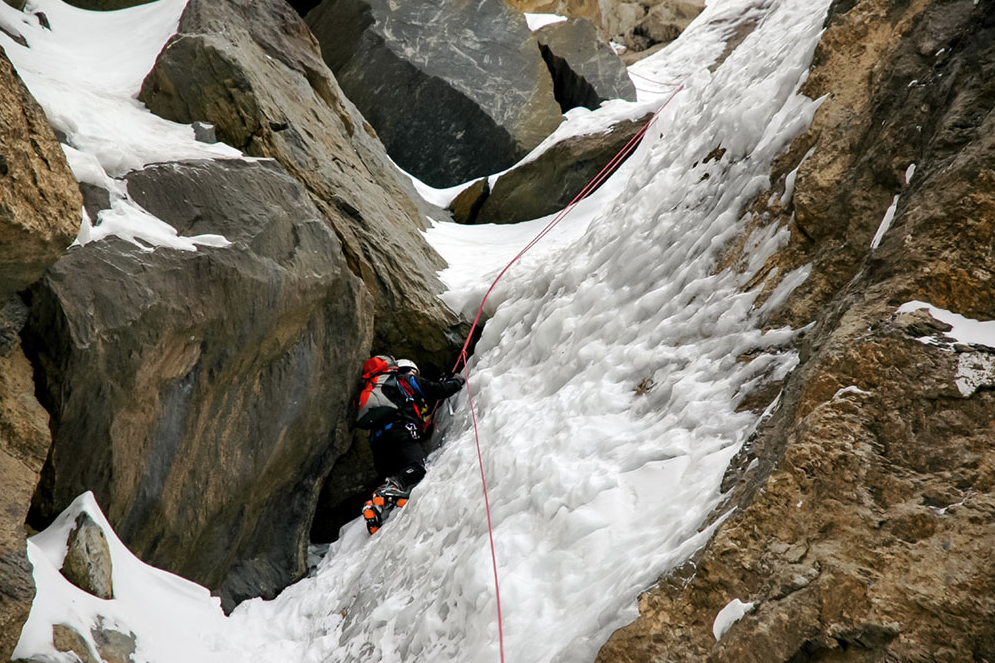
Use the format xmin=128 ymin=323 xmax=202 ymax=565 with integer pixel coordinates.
xmin=138 ymin=0 xmax=464 ymax=371
xmin=0 ymin=48 xmax=80 ymax=662
xmin=305 ymin=0 xmax=564 ymax=188
xmin=535 ymin=17 xmax=636 ymax=110
xmin=597 ymin=0 xmax=995 ymax=660
xmin=61 ymin=512 xmax=114 ymax=600
xmin=24 ymin=158 xmax=373 ymax=611
xmin=452 ymin=113 xmax=652 ymax=225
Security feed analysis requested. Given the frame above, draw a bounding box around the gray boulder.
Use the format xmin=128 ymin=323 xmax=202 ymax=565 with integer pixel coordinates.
xmin=452 ymin=113 xmax=652 ymax=225
xmin=534 ymin=17 xmax=636 ymax=111
xmin=61 ymin=512 xmax=114 ymax=600
xmin=139 ymin=0 xmax=465 ymax=370
xmin=31 ymin=622 xmax=137 ymax=663
xmin=306 ymin=0 xmax=564 ymax=187
xmin=25 ymin=158 xmax=373 ymax=611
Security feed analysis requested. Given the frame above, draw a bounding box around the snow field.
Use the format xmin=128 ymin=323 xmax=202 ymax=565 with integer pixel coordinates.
xmin=0 ymin=0 xmax=241 ymax=250
xmin=13 ymin=0 xmax=838 ymax=661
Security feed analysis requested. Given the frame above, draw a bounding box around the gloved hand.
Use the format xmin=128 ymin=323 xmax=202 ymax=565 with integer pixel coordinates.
xmin=445 ymin=373 xmax=466 ymax=391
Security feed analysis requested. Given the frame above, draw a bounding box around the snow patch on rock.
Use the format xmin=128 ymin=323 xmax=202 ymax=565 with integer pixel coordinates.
xmin=712 ymin=598 xmax=755 ymax=640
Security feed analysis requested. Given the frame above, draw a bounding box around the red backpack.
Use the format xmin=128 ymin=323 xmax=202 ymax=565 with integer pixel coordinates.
xmin=356 ymin=356 xmax=400 ymax=429
xmin=356 ymin=355 xmax=430 ymax=430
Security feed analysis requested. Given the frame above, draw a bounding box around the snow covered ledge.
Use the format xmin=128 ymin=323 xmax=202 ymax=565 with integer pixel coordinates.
xmin=14 ymin=493 xmax=227 ymax=662
xmin=897 ymin=301 xmax=995 ymax=397
xmin=0 ymin=0 xmax=240 ymax=251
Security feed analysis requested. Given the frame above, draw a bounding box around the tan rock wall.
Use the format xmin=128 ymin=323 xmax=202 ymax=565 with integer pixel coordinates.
xmin=0 ymin=49 xmax=80 ymax=302
xmin=0 ymin=344 xmax=51 ymax=661
xmin=597 ymin=0 xmax=995 ymax=660
xmin=0 ymin=47 xmax=80 ymax=661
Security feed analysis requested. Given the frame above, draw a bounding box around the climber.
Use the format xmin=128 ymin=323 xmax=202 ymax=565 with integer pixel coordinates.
xmin=356 ymin=354 xmax=465 ymax=534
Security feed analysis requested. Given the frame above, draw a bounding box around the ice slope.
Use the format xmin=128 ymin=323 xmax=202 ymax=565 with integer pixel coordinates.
xmin=225 ymin=1 xmax=830 ymax=662
xmin=12 ymin=0 xmax=832 ymax=661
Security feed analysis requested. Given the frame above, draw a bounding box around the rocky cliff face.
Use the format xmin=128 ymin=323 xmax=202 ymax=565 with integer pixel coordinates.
xmin=596 ymin=0 xmax=995 ymax=660
xmin=138 ymin=0 xmax=464 ymax=370
xmin=0 ymin=47 xmax=81 ymax=661
xmin=25 ymin=158 xmax=373 ymax=611
xmin=1 ymin=0 xmax=473 ymax=620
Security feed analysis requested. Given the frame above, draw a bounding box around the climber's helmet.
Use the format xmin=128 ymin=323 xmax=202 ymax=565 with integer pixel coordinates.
xmin=396 ymin=358 xmax=419 ymax=375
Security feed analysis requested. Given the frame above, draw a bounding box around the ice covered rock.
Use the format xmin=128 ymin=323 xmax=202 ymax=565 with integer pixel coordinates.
xmin=24 ymin=158 xmax=372 ymax=611
xmin=597 ymin=0 xmax=995 ymax=660
xmin=61 ymin=512 xmax=114 ymax=600
xmin=451 ymin=114 xmax=652 ymax=225
xmin=50 ymin=624 xmax=100 ymax=663
xmin=305 ymin=0 xmax=564 ymax=187
xmin=139 ymin=0 xmax=464 ymax=369
xmin=37 ymin=622 xmax=137 ymax=663
xmin=534 ymin=17 xmax=636 ymax=111
xmin=0 ymin=48 xmax=78 ymax=663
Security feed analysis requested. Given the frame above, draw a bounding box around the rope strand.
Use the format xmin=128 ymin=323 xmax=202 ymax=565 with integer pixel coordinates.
xmin=452 ymin=84 xmax=685 ymax=662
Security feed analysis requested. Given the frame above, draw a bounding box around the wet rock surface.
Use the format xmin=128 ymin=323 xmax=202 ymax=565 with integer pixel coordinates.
xmin=305 ymin=0 xmax=564 ymax=188
xmin=25 ymin=158 xmax=373 ymax=611
xmin=597 ymin=0 xmax=995 ymax=660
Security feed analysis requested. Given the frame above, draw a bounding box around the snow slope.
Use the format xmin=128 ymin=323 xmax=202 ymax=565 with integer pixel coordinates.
xmin=0 ymin=0 xmax=240 ymax=250
xmin=12 ymin=0 xmax=832 ymax=661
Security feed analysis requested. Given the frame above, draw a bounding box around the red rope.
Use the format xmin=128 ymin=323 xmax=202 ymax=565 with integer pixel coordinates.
xmin=451 ymin=84 xmax=685 ymax=662
xmin=628 ymin=70 xmax=683 ymax=87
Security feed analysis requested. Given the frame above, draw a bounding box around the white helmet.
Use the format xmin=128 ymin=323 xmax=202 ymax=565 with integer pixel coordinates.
xmin=396 ymin=358 xmax=419 ymax=374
